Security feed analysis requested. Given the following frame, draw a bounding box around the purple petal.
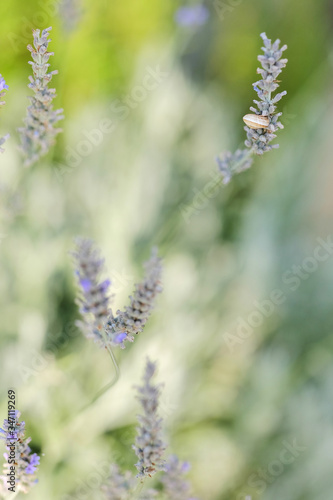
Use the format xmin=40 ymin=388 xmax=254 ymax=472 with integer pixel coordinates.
xmin=114 ymin=332 xmax=127 ymax=344
xmin=80 ymin=278 xmax=92 ymax=292
xmin=99 ymin=279 xmax=111 ymax=292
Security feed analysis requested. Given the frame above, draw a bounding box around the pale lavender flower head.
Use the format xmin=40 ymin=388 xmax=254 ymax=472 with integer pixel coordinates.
xmin=72 ymin=237 xmax=112 ymax=346
xmin=18 ymin=27 xmax=64 ymax=167
xmin=0 ymin=411 xmax=40 ymax=493
xmin=133 ymin=359 xmax=166 ymax=479
xmin=59 ymin=0 xmax=83 ymax=33
xmin=0 ymin=74 xmax=9 ymax=153
xmin=104 ymin=247 xmax=162 ymax=349
xmin=0 ymin=77 xmax=8 ymax=93
xmin=216 ymin=149 xmax=253 ymax=185
xmin=216 ymin=32 xmax=287 ymax=184
xmin=101 ymin=465 xmax=135 ymax=500
xmin=244 ymin=32 xmax=288 ymax=155
xmin=175 ymin=5 xmax=209 ymax=27
xmin=161 ymin=455 xmax=197 ymax=500
xmin=115 ymin=248 xmax=162 ymax=335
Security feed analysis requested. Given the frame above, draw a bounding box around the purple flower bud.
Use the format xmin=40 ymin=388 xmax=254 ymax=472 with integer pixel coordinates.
xmin=0 ymin=77 xmax=9 ymax=92
xmin=114 ymin=332 xmax=127 ymax=344
xmin=80 ymin=278 xmax=92 ymax=292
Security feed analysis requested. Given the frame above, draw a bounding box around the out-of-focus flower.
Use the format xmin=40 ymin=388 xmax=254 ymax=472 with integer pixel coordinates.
xmin=72 ymin=240 xmax=162 ymax=350
xmin=0 ymin=75 xmax=9 ymax=153
xmin=244 ymin=32 xmax=288 ymax=155
xmin=18 ymin=27 xmax=64 ymax=167
xmin=161 ymin=455 xmax=197 ymax=500
xmin=72 ymin=237 xmax=112 ymax=346
xmin=133 ymin=359 xmax=166 ymax=479
xmin=105 ymin=248 xmax=162 ymax=348
xmin=175 ymin=5 xmax=209 ymax=27
xmin=59 ymin=0 xmax=83 ymax=33
xmin=216 ymin=32 xmax=288 ymax=184
xmin=101 ymin=465 xmax=135 ymax=500
xmin=0 ymin=411 xmax=40 ymax=494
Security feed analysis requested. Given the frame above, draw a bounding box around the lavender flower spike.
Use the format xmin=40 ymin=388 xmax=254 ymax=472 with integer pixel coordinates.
xmin=161 ymin=455 xmax=197 ymax=500
xmin=133 ymin=359 xmax=166 ymax=479
xmin=72 ymin=237 xmax=112 ymax=347
xmin=216 ymin=32 xmax=288 ymax=184
xmin=101 ymin=465 xmax=135 ymax=500
xmin=0 ymin=410 xmax=40 ymax=494
xmin=107 ymin=248 xmax=162 ymax=340
xmin=0 ymin=75 xmax=9 ymax=153
xmin=18 ymin=27 xmax=64 ymax=167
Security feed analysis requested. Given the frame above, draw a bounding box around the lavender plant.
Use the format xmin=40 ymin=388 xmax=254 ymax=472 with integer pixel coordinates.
xmin=59 ymin=0 xmax=83 ymax=33
xmin=133 ymin=359 xmax=166 ymax=479
xmin=101 ymin=359 xmax=198 ymax=500
xmin=18 ymin=27 xmax=64 ymax=167
xmin=216 ymin=32 xmax=288 ymax=184
xmin=0 ymin=76 xmax=9 ymax=153
xmin=161 ymin=455 xmax=195 ymax=500
xmin=0 ymin=411 xmax=40 ymax=495
xmin=72 ymin=238 xmax=162 ymax=350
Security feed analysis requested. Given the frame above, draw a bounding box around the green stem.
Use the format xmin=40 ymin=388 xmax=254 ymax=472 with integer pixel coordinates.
xmin=77 ymin=336 xmax=120 ymax=414
xmin=132 ymin=480 xmax=145 ymax=499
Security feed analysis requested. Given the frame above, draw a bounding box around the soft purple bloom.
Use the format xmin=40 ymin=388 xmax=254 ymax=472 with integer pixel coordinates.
xmin=114 ymin=332 xmax=127 ymax=344
xmin=175 ymin=5 xmax=209 ymax=26
xmin=1 ymin=411 xmax=40 ymax=493
xmin=18 ymin=27 xmax=64 ymax=167
xmin=133 ymin=359 xmax=166 ymax=478
xmin=216 ymin=32 xmax=288 ymax=183
xmin=0 ymin=77 xmax=8 ymax=92
xmin=80 ymin=278 xmax=92 ymax=292
xmin=25 ymin=453 xmax=40 ymax=474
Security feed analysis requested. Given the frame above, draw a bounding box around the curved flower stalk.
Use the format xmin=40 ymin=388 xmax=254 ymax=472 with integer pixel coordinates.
xmin=18 ymin=27 xmax=64 ymax=167
xmin=72 ymin=239 xmax=163 ymax=350
xmin=0 ymin=76 xmax=9 ymax=153
xmin=133 ymin=359 xmax=166 ymax=479
xmin=0 ymin=411 xmax=40 ymax=494
xmin=216 ymin=32 xmax=288 ymax=184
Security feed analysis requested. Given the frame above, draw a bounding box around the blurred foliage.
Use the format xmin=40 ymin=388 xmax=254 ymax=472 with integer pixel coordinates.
xmin=1 ymin=0 xmax=333 ymax=499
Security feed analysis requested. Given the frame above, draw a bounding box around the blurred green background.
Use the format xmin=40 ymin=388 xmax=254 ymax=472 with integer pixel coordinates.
xmin=1 ymin=0 xmax=333 ymax=499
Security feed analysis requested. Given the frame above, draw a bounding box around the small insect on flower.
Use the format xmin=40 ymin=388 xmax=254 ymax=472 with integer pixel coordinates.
xmin=243 ymin=114 xmax=269 ymax=130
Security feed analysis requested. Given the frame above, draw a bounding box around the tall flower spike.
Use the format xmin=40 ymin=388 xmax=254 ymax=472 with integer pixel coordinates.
xmin=0 ymin=75 xmax=9 ymax=153
xmin=101 ymin=465 xmax=135 ymax=500
xmin=18 ymin=27 xmax=64 ymax=167
xmin=105 ymin=248 xmax=162 ymax=348
xmin=133 ymin=359 xmax=166 ymax=479
xmin=0 ymin=411 xmax=40 ymax=494
xmin=72 ymin=237 xmax=112 ymax=347
xmin=161 ymin=455 xmax=197 ymax=500
xmin=216 ymin=32 xmax=287 ymax=183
